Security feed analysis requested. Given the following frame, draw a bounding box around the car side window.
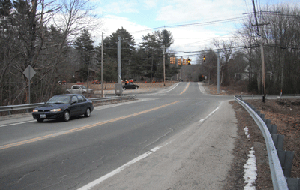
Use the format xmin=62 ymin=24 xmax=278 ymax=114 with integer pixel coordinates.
xmin=80 ymin=95 xmax=86 ymax=102
xmin=71 ymin=96 xmax=78 ymax=103
xmin=77 ymin=95 xmax=83 ymax=102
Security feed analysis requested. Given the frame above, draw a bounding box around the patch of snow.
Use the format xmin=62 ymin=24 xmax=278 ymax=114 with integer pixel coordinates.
xmin=244 ymin=126 xmax=250 ymax=140
xmin=244 ymin=147 xmax=257 ymax=190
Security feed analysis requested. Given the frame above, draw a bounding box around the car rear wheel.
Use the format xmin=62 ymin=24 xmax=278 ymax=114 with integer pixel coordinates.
xmin=37 ymin=119 xmax=44 ymax=122
xmin=84 ymin=108 xmax=91 ymax=117
xmin=63 ymin=111 xmax=70 ymax=122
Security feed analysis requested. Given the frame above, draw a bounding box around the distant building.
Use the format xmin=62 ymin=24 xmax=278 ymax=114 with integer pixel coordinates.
xmin=235 ymin=65 xmax=250 ymax=81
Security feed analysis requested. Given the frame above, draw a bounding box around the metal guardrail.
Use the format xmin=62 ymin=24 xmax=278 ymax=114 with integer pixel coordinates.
xmin=235 ymin=95 xmax=288 ymax=190
xmin=0 ymin=96 xmax=136 ymax=115
xmin=0 ymin=103 xmax=44 ymax=113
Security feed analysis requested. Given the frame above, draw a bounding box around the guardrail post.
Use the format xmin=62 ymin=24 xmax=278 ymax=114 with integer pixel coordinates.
xmin=286 ymin=178 xmax=300 ymax=190
xmin=272 ymin=134 xmax=284 ymax=151
xmin=256 ymin=110 xmax=260 ymax=115
xmin=277 ymin=150 xmax=294 ymax=177
xmin=260 ymin=113 xmax=265 ymax=121
xmin=284 ymin=151 xmax=294 ymax=177
xmin=271 ymin=125 xmax=277 ymax=134
xmin=266 ymin=119 xmax=271 ymax=132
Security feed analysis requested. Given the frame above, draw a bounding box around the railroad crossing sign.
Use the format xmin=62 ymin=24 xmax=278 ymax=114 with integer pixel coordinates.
xmin=23 ymin=65 xmax=36 ymax=80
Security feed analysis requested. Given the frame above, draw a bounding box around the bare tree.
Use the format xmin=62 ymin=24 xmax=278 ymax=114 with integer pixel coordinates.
xmin=236 ymin=3 xmax=300 ymax=94
xmin=0 ymin=0 xmax=100 ymax=106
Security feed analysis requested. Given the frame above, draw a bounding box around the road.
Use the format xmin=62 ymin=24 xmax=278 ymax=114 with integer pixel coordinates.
xmin=0 ymin=82 xmax=237 ymax=190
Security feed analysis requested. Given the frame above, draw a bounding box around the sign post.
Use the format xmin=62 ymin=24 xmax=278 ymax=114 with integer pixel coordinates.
xmin=23 ymin=65 xmax=36 ymax=104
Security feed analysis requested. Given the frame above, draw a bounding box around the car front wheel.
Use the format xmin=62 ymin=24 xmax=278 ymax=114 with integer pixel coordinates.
xmin=84 ymin=108 xmax=91 ymax=117
xmin=63 ymin=111 xmax=70 ymax=122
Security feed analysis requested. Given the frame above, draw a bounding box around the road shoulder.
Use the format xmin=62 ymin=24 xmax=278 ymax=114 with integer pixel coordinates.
xmin=88 ymin=101 xmax=238 ymax=190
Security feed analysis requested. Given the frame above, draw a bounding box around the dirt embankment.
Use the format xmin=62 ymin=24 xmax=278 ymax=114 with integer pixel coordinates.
xmin=246 ymin=98 xmax=300 ymax=178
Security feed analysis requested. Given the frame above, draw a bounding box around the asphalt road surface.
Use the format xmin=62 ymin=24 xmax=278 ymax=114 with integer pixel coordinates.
xmin=0 ymin=82 xmax=237 ymax=190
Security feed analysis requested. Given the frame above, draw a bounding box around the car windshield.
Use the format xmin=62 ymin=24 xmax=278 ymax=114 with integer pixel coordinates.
xmin=47 ymin=95 xmax=70 ymax=104
xmin=73 ymin=86 xmax=80 ymax=89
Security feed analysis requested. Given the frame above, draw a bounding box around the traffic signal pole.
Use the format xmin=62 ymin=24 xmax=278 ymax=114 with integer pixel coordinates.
xmin=260 ymin=43 xmax=266 ymax=102
xmin=163 ymin=45 xmax=166 ymax=86
xmin=217 ymin=50 xmax=220 ymax=94
xmin=101 ymin=32 xmax=104 ymax=98
xmin=118 ymin=35 xmax=121 ymax=84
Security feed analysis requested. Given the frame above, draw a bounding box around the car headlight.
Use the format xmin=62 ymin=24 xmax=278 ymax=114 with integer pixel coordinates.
xmin=32 ymin=109 xmax=38 ymax=113
xmin=50 ymin=108 xmax=62 ymax=112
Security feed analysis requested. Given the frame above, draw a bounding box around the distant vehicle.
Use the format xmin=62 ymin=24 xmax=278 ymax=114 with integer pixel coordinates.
xmin=58 ymin=80 xmax=66 ymax=85
xmin=92 ymin=80 xmax=100 ymax=84
xmin=123 ymin=82 xmax=139 ymax=89
xmin=32 ymin=94 xmax=94 ymax=122
xmin=66 ymin=85 xmax=93 ymax=94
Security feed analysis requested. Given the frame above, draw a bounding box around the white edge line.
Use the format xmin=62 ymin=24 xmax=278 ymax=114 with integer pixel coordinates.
xmin=77 ymin=145 xmax=163 ymax=190
xmin=10 ymin=122 xmax=26 ymax=126
xmin=166 ymin=83 xmax=179 ymax=92
xmin=199 ymin=106 xmax=220 ymax=123
xmin=198 ymin=83 xmax=206 ymax=94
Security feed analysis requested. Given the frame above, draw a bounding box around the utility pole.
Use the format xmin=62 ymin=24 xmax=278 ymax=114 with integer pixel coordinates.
xmin=217 ymin=50 xmax=220 ymax=94
xmin=101 ymin=32 xmax=104 ymax=98
xmin=118 ymin=35 xmax=121 ymax=84
xmin=115 ymin=35 xmax=122 ymax=96
xmin=163 ymin=45 xmax=166 ymax=86
xmin=261 ymin=43 xmax=266 ymax=102
xmin=180 ymin=56 xmax=183 ymax=81
xmin=252 ymin=0 xmax=267 ymax=103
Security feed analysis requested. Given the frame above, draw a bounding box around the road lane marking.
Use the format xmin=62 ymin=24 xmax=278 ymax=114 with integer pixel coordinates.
xmin=199 ymin=106 xmax=220 ymax=123
xmin=180 ymin=83 xmax=190 ymax=95
xmin=94 ymin=98 xmax=157 ymax=111
xmin=198 ymin=82 xmax=207 ymax=94
xmin=77 ymin=144 xmax=165 ymax=190
xmin=0 ymin=120 xmax=36 ymax=128
xmin=150 ymin=83 xmax=179 ymax=95
xmin=166 ymin=83 xmax=179 ymax=92
xmin=0 ymin=101 xmax=179 ymax=150
xmin=10 ymin=122 xmax=26 ymax=126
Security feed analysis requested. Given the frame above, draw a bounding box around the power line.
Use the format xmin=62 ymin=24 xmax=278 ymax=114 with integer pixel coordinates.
xmin=131 ymin=15 xmax=247 ymax=34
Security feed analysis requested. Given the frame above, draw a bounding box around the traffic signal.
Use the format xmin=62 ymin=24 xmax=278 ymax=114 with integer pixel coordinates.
xmin=187 ymin=59 xmax=191 ymax=65
xmin=178 ymin=59 xmax=181 ymax=65
xmin=203 ymin=56 xmax=206 ymax=62
xmin=170 ymin=57 xmax=175 ymax=64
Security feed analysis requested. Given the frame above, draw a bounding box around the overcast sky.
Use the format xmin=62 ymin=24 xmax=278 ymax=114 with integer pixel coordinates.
xmin=86 ymin=0 xmax=299 ymax=64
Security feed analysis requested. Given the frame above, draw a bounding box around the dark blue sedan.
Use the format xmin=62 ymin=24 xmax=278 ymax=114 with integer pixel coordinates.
xmin=32 ymin=94 xmax=94 ymax=122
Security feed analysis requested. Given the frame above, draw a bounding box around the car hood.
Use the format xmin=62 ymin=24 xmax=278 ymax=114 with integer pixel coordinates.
xmin=35 ymin=103 xmax=69 ymax=110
